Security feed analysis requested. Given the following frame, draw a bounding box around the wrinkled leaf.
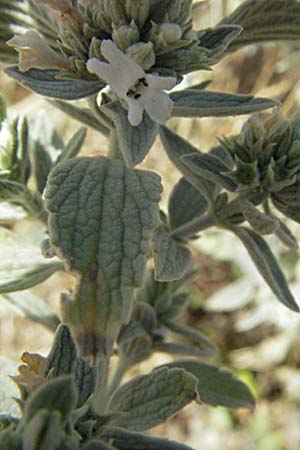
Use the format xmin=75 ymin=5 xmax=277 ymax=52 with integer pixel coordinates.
xmin=45 ymin=156 xmax=162 ymax=359
xmin=164 ymin=360 xmax=255 ymax=409
xmin=232 ymin=226 xmax=299 ymax=312
xmin=0 ymin=228 xmax=64 ymax=294
xmin=102 ymin=103 xmax=158 ymax=167
xmin=101 ymin=426 xmax=195 ymax=450
xmin=5 ymin=67 xmax=103 ymax=100
xmin=171 ymin=89 xmax=278 ymax=118
xmin=152 ymin=225 xmax=192 ymax=281
xmin=43 ymin=324 xmax=96 ymax=407
xmin=108 ymin=367 xmax=197 ymax=430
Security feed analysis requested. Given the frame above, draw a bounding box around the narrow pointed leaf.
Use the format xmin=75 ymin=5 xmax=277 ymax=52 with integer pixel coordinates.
xmin=45 ymin=156 xmax=162 ymax=359
xmin=101 ymin=427 xmax=196 ymax=450
xmin=55 ymin=127 xmax=87 ymax=165
xmin=154 ymin=341 xmax=215 ymax=357
xmin=152 ymin=225 xmax=192 ymax=282
xmin=182 ymin=152 xmax=237 ymax=191
xmin=108 ymin=367 xmax=197 ymax=431
xmin=1 ymin=291 xmax=59 ymax=331
xmin=49 ymin=100 xmax=110 ymax=136
xmin=199 ymin=25 xmax=242 ymax=59
xmin=165 ymin=320 xmax=218 ymax=356
xmin=159 ymin=126 xmax=215 ymax=202
xmin=0 ymin=228 xmax=64 ymax=294
xmin=164 ymin=360 xmax=255 ymax=409
xmin=232 ymin=226 xmax=299 ymax=311
xmin=5 ymin=67 xmax=103 ymax=100
xmin=102 ymin=102 xmax=158 ymax=167
xmin=221 ymin=0 xmax=300 ymax=52
xmin=171 ymin=89 xmax=278 ymax=118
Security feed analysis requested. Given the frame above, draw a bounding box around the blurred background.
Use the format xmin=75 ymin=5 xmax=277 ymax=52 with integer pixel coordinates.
xmin=1 ymin=1 xmax=300 ymax=449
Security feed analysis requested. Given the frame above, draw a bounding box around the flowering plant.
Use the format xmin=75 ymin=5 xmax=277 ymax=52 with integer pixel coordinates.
xmin=0 ymin=1 xmax=300 ymax=449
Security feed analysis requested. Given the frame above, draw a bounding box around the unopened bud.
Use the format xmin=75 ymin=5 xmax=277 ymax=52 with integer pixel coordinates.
xmin=126 ymin=42 xmax=155 ymax=69
xmin=112 ymin=22 xmax=140 ymax=51
xmin=126 ymin=0 xmax=150 ymax=29
xmin=159 ymin=23 xmax=182 ymax=44
xmin=104 ymin=0 xmax=126 ymax=26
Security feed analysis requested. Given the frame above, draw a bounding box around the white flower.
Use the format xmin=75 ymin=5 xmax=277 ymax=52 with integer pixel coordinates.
xmin=86 ymin=40 xmax=177 ymax=126
xmin=7 ymin=30 xmax=71 ymax=72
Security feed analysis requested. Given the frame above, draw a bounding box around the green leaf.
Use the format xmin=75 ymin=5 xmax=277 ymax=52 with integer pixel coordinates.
xmin=1 ymin=291 xmax=59 ymax=331
xmin=171 ymin=89 xmax=279 ymax=118
xmin=165 ymin=320 xmax=218 ymax=356
xmin=107 ymin=367 xmax=197 ymax=430
xmin=159 ymin=126 xmax=215 ymax=202
xmin=232 ymin=226 xmax=299 ymax=311
xmin=45 ymin=156 xmax=162 ymax=359
xmin=24 ymin=376 xmax=78 ymax=424
xmin=0 ymin=357 xmax=19 ymax=416
xmin=164 ymin=360 xmax=255 ymax=409
xmin=275 ymin=218 xmax=299 ymax=249
xmin=5 ymin=67 xmax=103 ymax=100
xmin=55 ymin=127 xmax=87 ymax=166
xmin=182 ymin=152 xmax=237 ymax=191
xmin=221 ymin=0 xmax=300 ymax=52
xmin=151 ymin=225 xmax=192 ymax=282
xmin=117 ymin=320 xmax=153 ymax=367
xmin=199 ymin=25 xmax=242 ymax=59
xmin=49 ymin=100 xmax=110 ymax=136
xmin=0 ymin=228 xmax=64 ymax=294
xmin=0 ymin=430 xmax=22 ymax=450
xmin=0 ymin=180 xmax=42 ymax=217
xmin=43 ymin=324 xmax=96 ymax=407
xmin=102 ymin=103 xmax=158 ymax=167
xmin=82 ymin=440 xmax=117 ymax=450
xmin=154 ymin=341 xmax=214 ymax=357
xmin=33 ymin=141 xmax=53 ymax=194
xmin=23 ymin=410 xmax=63 ymax=450
xmin=101 ymin=427 xmax=196 ymax=450
xmin=168 ymin=177 xmax=208 ymax=230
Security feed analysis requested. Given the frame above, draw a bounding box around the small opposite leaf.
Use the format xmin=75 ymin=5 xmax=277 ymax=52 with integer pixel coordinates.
xmin=5 ymin=67 xmax=103 ymax=100
xmin=168 ymin=177 xmax=208 ymax=230
xmin=107 ymin=367 xmax=197 ymax=431
xmin=0 ymin=228 xmax=64 ymax=294
xmin=232 ymin=226 xmax=299 ymax=311
xmin=152 ymin=225 xmax=192 ymax=282
xmin=101 ymin=426 xmax=196 ymax=450
xmin=102 ymin=102 xmax=158 ymax=167
xmin=171 ymin=89 xmax=278 ymax=118
xmin=55 ymin=127 xmax=87 ymax=165
xmin=164 ymin=360 xmax=255 ymax=409
xmin=45 ymin=156 xmax=162 ymax=359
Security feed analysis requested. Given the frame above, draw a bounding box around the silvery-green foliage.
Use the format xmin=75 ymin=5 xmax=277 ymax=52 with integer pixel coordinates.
xmin=0 ymin=1 xmax=299 ymax=449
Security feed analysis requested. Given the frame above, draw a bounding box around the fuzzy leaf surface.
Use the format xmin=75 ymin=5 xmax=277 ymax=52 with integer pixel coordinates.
xmin=45 ymin=156 xmax=162 ymax=358
xmin=0 ymin=228 xmax=63 ymax=294
xmin=171 ymin=90 xmax=278 ymax=118
xmin=5 ymin=67 xmax=102 ymax=100
xmin=232 ymin=226 xmax=299 ymax=311
xmin=108 ymin=367 xmax=197 ymax=430
xmin=152 ymin=225 xmax=192 ymax=282
xmin=164 ymin=360 xmax=255 ymax=409
xmin=101 ymin=427 xmax=195 ymax=450
xmin=102 ymin=103 xmax=158 ymax=167
xmin=221 ymin=0 xmax=300 ymax=51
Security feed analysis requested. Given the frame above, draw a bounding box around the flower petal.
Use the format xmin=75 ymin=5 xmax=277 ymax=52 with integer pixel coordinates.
xmin=146 ymin=74 xmax=177 ymax=91
xmin=126 ymin=96 xmax=144 ymax=126
xmin=143 ymin=89 xmax=174 ymax=124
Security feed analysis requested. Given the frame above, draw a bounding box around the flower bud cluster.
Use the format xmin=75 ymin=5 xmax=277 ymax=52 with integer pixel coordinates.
xmin=8 ymin=0 xmax=211 ymax=78
xmin=220 ymin=110 xmax=300 ymax=223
